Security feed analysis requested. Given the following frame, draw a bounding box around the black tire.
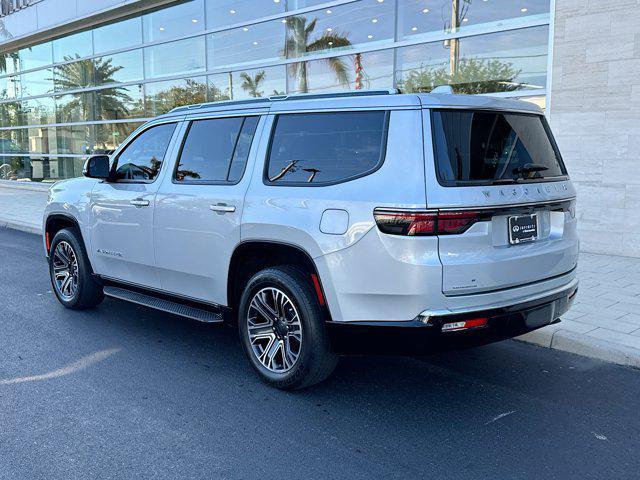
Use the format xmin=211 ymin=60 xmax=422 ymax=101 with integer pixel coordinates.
xmin=48 ymin=227 xmax=104 ymax=309
xmin=238 ymin=266 xmax=338 ymax=390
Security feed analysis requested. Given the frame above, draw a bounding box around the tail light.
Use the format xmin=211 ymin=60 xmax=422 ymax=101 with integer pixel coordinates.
xmin=374 ymin=209 xmax=480 ymax=236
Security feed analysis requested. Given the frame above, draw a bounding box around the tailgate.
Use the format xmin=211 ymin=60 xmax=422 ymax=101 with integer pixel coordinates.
xmin=422 ymin=107 xmax=579 ymax=296
xmin=438 ymin=201 xmax=578 ymax=295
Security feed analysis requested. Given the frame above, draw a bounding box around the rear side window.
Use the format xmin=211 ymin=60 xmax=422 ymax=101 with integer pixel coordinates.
xmin=175 ymin=116 xmax=259 ymax=183
xmin=266 ymin=111 xmax=388 ymax=185
xmin=114 ymin=122 xmax=176 ymax=181
xmin=431 ymin=109 xmax=567 ymax=186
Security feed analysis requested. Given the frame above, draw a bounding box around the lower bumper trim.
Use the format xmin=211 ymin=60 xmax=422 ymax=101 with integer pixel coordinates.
xmin=327 ymin=281 xmax=578 ymax=355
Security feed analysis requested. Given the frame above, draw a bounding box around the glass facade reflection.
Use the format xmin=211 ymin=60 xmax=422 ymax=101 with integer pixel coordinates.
xmin=0 ymin=0 xmax=551 ymax=182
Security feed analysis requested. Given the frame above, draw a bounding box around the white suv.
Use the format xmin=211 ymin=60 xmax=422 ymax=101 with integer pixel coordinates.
xmin=43 ymin=90 xmax=579 ymax=389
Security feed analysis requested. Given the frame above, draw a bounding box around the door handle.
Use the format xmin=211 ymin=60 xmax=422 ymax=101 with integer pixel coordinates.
xmin=130 ymin=198 xmax=150 ymax=207
xmin=210 ymin=203 xmax=236 ymax=213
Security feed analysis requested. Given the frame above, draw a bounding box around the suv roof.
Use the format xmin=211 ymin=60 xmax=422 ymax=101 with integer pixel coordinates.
xmin=157 ymin=89 xmax=542 ymax=121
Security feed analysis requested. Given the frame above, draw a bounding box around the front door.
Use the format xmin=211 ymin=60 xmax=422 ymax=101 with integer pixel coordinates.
xmin=89 ymin=121 xmax=180 ymax=288
xmin=154 ymin=114 xmax=263 ymax=305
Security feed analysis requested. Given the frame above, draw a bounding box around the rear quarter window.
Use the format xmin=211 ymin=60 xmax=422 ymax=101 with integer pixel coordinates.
xmin=265 ymin=111 xmax=389 ymax=186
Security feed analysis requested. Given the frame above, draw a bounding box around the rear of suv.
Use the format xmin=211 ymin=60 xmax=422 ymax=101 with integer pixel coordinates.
xmin=43 ymin=90 xmax=578 ymax=390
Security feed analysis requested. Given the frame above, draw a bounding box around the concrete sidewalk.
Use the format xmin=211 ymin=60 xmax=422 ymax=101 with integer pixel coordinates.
xmin=1 ymin=181 xmax=639 ymax=369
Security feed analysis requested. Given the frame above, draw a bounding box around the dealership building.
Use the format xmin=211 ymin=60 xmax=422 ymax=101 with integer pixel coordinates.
xmin=0 ymin=0 xmax=637 ymax=257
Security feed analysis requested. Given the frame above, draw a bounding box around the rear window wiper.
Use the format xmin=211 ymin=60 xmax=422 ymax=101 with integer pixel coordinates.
xmin=512 ymin=163 xmax=549 ymax=176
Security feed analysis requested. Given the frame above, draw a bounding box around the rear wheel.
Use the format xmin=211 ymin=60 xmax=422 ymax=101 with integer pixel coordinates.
xmin=238 ymin=266 xmax=337 ymax=390
xmin=49 ymin=228 xmax=104 ymax=309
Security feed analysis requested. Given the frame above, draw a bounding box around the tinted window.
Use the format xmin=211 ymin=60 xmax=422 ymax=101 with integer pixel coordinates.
xmin=432 ymin=110 xmax=566 ymax=186
xmin=175 ymin=116 xmax=259 ymax=183
xmin=228 ymin=116 xmax=260 ymax=183
xmin=267 ymin=112 xmax=388 ymax=185
xmin=114 ymin=123 xmax=176 ymax=181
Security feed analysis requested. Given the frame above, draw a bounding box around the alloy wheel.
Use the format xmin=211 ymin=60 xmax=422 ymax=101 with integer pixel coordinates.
xmin=52 ymin=241 xmax=79 ymax=301
xmin=247 ymin=287 xmax=303 ymax=373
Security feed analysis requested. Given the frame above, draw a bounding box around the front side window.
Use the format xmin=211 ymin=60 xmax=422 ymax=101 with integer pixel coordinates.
xmin=266 ymin=111 xmax=388 ymax=185
xmin=175 ymin=116 xmax=259 ymax=183
xmin=432 ymin=109 xmax=567 ymax=186
xmin=114 ymin=122 xmax=176 ymax=181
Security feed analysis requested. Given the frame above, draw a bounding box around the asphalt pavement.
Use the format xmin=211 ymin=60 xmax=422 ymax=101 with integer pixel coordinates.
xmin=1 ymin=227 xmax=639 ymax=480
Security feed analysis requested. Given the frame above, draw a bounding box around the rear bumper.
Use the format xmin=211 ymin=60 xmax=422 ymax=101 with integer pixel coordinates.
xmin=327 ymin=278 xmax=578 ymax=355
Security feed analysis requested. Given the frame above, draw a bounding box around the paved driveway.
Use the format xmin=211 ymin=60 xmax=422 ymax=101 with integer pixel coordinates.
xmin=1 ymin=228 xmax=639 ymax=479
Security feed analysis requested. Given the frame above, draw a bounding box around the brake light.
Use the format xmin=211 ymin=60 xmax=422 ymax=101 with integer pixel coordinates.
xmin=374 ymin=210 xmax=480 ymax=236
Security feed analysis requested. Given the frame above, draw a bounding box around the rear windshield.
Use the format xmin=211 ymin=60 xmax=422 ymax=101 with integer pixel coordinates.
xmin=431 ymin=109 xmax=567 ymax=186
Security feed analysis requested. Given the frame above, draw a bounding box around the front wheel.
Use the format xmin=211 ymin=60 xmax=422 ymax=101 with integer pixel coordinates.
xmin=48 ymin=228 xmax=104 ymax=309
xmin=238 ymin=266 xmax=337 ymax=390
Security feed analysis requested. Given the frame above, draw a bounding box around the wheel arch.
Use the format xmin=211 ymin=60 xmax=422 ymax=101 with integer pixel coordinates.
xmin=227 ymin=240 xmax=330 ymax=320
xmin=44 ymin=214 xmax=87 ymax=258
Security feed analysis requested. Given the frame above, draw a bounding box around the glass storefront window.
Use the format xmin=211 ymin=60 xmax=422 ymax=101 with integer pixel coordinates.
xmin=93 ymin=17 xmax=143 ymax=54
xmin=0 ymin=75 xmax=19 ymax=100
xmin=207 ymin=73 xmax=233 ymax=101
xmin=55 ymin=92 xmax=94 ymax=124
xmin=0 ymin=102 xmax=25 ymax=127
xmin=94 ymin=85 xmax=145 ymax=121
xmin=20 ymin=68 xmax=54 ymax=97
xmin=93 ymin=122 xmax=143 ymax=154
xmin=53 ymin=30 xmax=93 ymax=63
xmin=285 ymin=1 xmax=394 ymax=60
xmin=208 ymin=21 xmax=285 ymax=69
xmin=205 ymin=0 xmax=330 ymax=29
xmin=143 ymin=0 xmax=204 ymax=43
xmin=23 ymin=97 xmax=56 ymax=125
xmin=0 ymin=52 xmax=19 ymax=76
xmin=0 ymin=0 xmax=553 ymax=182
xmin=145 ymin=76 xmax=208 ymax=116
xmin=18 ymin=42 xmax=53 ymax=72
xmin=53 ymin=60 xmax=93 ymax=91
xmin=95 ymin=50 xmax=144 ymax=85
xmin=144 ymin=36 xmax=206 ymax=79
xmin=0 ymin=129 xmax=27 ymax=153
xmin=398 ymin=0 xmax=550 ymax=41
xmin=53 ymin=124 xmax=93 ymax=155
xmin=230 ymin=65 xmax=286 ymax=100
xmin=288 ymin=48 xmax=394 ymax=94
xmin=396 ymin=26 xmax=548 ymax=94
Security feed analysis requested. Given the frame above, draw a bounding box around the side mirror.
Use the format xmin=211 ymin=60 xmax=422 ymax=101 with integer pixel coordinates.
xmin=83 ymin=155 xmax=111 ymax=179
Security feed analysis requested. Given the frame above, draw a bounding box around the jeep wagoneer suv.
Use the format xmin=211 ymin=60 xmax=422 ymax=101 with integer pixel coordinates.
xmin=43 ymin=89 xmax=578 ymax=389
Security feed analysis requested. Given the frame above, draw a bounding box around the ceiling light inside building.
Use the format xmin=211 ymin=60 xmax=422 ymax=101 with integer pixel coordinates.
xmin=521 ymin=7 xmax=528 ymax=12
xmin=230 ymin=9 xmax=236 ymax=14
xmin=422 ymin=8 xmax=430 ymax=13
xmin=371 ymin=18 xmax=378 ymax=23
xmin=411 ymin=26 xmax=418 ymax=31
xmin=326 ymin=9 xmax=332 ymax=14
xmin=243 ymin=27 xmax=249 ymax=31
xmin=368 ymin=34 xmax=373 ymax=39
xmin=191 ymin=19 xmax=198 ymax=23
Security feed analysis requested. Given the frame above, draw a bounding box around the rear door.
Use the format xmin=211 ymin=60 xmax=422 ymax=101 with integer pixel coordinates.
xmin=423 ymin=108 xmax=579 ymax=295
xmin=153 ymin=112 xmax=264 ymax=305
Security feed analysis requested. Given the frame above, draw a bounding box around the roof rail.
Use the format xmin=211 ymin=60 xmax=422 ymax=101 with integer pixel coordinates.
xmin=168 ymin=88 xmax=399 ymax=113
xmin=430 ymin=85 xmax=455 ymax=94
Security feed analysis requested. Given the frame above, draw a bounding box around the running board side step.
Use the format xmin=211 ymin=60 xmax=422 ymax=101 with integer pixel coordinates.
xmin=103 ymin=286 xmax=223 ymax=323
